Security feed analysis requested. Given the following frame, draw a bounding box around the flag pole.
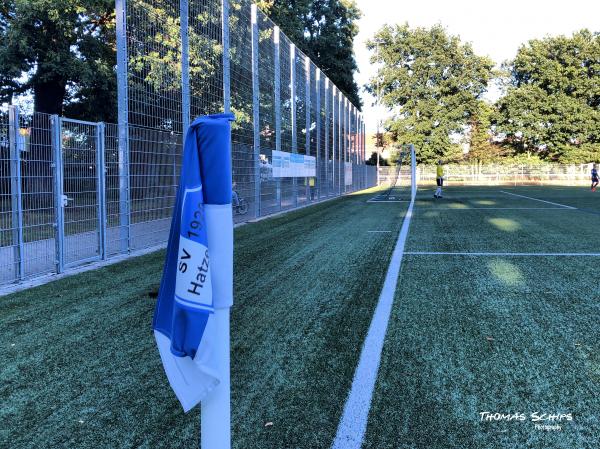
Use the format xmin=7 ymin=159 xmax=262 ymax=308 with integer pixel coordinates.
xmin=201 ymin=307 xmax=231 ymax=449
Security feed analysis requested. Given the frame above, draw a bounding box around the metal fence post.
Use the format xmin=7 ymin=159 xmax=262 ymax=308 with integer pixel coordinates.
xmin=363 ymin=119 xmax=366 ymax=187
xmin=337 ymin=90 xmax=342 ymax=195
xmin=315 ymin=70 xmax=321 ymax=199
xmin=347 ymin=100 xmax=351 ymax=192
xmin=356 ymin=112 xmax=359 ymax=189
xmin=342 ymin=96 xmax=346 ymax=193
xmin=342 ymin=97 xmax=347 ymax=193
xmin=290 ymin=43 xmax=297 ymax=207
xmin=251 ymin=4 xmax=261 ymax=218
xmin=222 ymin=0 xmax=231 ymax=113
xmin=331 ymin=86 xmax=336 ymax=197
xmin=353 ymin=107 xmax=360 ymax=164
xmin=350 ymin=105 xmax=355 ymax=192
xmin=50 ymin=115 xmax=64 ymax=274
xmin=8 ymin=105 xmax=24 ymax=281
xmin=304 ymin=57 xmax=311 ymax=201
xmin=273 ymin=26 xmax=282 ymax=210
xmin=180 ymin=0 xmax=190 ymax=132
xmin=324 ymin=78 xmax=329 ymax=197
xmin=116 ymin=0 xmax=131 ymax=254
xmin=359 ymin=116 xmax=362 ymax=188
xmin=97 ymin=122 xmax=107 ymax=260
xmin=356 ymin=110 xmax=360 ymax=189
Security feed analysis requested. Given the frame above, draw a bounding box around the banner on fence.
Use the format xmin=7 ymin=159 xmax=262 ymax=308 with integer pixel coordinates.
xmin=345 ymin=162 xmax=353 ymax=186
xmin=272 ymin=150 xmax=316 ymax=178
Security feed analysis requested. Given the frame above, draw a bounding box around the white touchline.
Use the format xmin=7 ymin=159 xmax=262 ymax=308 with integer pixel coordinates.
xmin=332 ymin=195 xmax=416 ymax=449
xmin=427 ymin=207 xmax=573 ymax=210
xmin=499 ymin=191 xmax=577 ymax=209
xmin=404 ymin=251 xmax=600 ymax=256
xmin=366 ymin=199 xmax=410 ymax=203
xmin=367 ymin=230 xmax=392 ymax=233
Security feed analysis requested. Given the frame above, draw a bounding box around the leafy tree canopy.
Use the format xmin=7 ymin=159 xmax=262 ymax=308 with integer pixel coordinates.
xmin=258 ymin=0 xmax=362 ymax=108
xmin=0 ymin=0 xmax=116 ymax=120
xmin=496 ymin=30 xmax=600 ymax=163
xmin=466 ymin=100 xmax=509 ymax=163
xmin=367 ymin=23 xmax=494 ymax=164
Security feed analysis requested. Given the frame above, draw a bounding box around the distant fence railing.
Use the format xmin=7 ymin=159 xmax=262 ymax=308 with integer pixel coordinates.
xmin=379 ymin=164 xmax=595 ymax=186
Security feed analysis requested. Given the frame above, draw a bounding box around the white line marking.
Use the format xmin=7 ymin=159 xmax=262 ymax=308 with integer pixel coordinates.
xmin=367 ymin=199 xmax=410 ymax=203
xmin=499 ymin=191 xmax=577 ymax=209
xmin=420 ymin=207 xmax=574 ymax=210
xmin=332 ymin=195 xmax=416 ymax=449
xmin=367 ymin=230 xmax=392 ymax=233
xmin=405 ymin=251 xmax=600 ymax=256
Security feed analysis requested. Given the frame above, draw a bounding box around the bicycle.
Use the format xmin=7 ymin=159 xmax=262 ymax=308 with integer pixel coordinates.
xmin=232 ymin=191 xmax=248 ymax=215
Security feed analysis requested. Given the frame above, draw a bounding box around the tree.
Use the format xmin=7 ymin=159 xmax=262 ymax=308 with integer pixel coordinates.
xmin=257 ymin=0 xmax=362 ymax=108
xmin=0 ymin=0 xmax=116 ymax=120
xmin=367 ymin=24 xmax=494 ymax=164
xmin=466 ymin=100 xmax=507 ymax=163
xmin=496 ymin=30 xmax=600 ymax=162
xmin=366 ymin=151 xmax=388 ymax=166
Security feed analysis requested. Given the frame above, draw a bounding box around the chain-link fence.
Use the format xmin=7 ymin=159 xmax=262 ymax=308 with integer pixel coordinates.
xmin=1 ymin=0 xmax=376 ymax=286
xmin=378 ymin=164 xmax=596 ymax=186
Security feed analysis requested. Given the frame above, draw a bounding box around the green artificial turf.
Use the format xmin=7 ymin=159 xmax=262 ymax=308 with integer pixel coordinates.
xmin=0 ymin=187 xmax=407 ymax=449
xmin=363 ymin=186 xmax=600 ymax=449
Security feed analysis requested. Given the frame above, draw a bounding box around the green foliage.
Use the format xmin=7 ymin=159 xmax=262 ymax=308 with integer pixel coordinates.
xmin=368 ymin=24 xmax=494 ymax=164
xmin=365 ymin=151 xmax=388 ymax=165
xmin=466 ymin=100 xmax=508 ymax=163
xmin=259 ymin=0 xmax=362 ymax=108
xmin=0 ymin=0 xmax=116 ymax=120
xmin=496 ymin=30 xmax=600 ymax=163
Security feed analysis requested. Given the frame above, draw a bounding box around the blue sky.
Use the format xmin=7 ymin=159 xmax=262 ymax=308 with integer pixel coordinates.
xmin=354 ymin=0 xmax=600 ymax=132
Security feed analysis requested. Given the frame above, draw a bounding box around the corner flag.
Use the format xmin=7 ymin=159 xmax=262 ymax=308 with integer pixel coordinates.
xmin=153 ymin=113 xmax=235 ymax=412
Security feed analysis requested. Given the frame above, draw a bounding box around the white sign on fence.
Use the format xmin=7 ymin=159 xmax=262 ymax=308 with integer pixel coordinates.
xmin=345 ymin=162 xmax=353 ymax=186
xmin=272 ymin=150 xmax=316 ymax=178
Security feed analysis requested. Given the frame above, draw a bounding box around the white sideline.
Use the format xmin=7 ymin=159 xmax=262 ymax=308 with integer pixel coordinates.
xmin=367 ymin=199 xmax=410 ymax=203
xmin=331 ymin=195 xmax=416 ymax=449
xmin=404 ymin=251 xmax=600 ymax=257
xmin=428 ymin=207 xmax=574 ymax=210
xmin=499 ymin=191 xmax=577 ymax=209
xmin=367 ymin=230 xmax=392 ymax=233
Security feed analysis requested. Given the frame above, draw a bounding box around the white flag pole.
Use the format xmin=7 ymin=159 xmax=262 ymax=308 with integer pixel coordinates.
xmin=201 ymin=203 xmax=234 ymax=449
xmin=201 ymin=307 xmax=231 ymax=449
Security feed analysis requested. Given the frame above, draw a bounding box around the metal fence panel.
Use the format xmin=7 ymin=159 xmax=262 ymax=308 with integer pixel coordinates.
xmin=295 ymin=51 xmax=308 ymax=205
xmin=257 ymin=10 xmax=279 ymax=215
xmin=60 ymin=118 xmax=102 ymax=267
xmin=104 ymin=122 xmax=128 ymax=257
xmin=0 ymin=108 xmax=16 ymax=284
xmin=20 ymin=113 xmax=56 ymax=278
xmin=0 ymin=1 xmax=377 ymax=286
xmin=229 ymin=0 xmax=256 ymax=222
xmin=189 ymin=0 xmax=224 ymax=119
xmin=128 ymin=126 xmax=180 ymax=250
xmin=279 ymin=34 xmax=295 ymax=210
xmin=309 ymin=61 xmax=318 ymax=201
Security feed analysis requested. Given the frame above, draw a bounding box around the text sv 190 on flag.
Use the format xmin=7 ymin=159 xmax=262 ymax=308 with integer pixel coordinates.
xmin=153 ymin=113 xmax=234 ymax=412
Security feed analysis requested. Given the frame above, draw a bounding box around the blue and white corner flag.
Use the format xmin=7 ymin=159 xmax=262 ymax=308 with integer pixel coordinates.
xmin=153 ymin=113 xmax=235 ymax=412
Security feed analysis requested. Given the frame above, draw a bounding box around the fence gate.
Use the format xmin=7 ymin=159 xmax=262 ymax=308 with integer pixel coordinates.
xmin=54 ymin=118 xmax=106 ymax=270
